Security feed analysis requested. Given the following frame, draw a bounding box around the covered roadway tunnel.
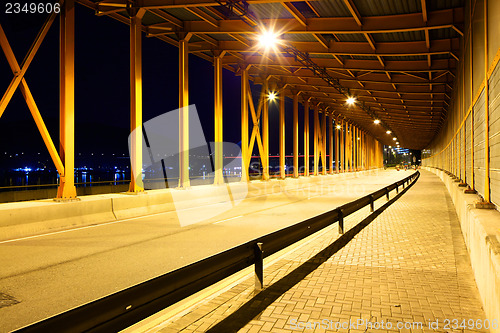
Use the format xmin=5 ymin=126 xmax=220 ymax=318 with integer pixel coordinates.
xmin=1 ymin=0 xmax=500 ymax=332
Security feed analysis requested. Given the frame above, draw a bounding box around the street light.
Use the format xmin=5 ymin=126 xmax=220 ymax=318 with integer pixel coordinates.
xmin=346 ymin=96 xmax=356 ymax=105
xmin=268 ymin=91 xmax=277 ymax=101
xmin=258 ymin=29 xmax=279 ymax=50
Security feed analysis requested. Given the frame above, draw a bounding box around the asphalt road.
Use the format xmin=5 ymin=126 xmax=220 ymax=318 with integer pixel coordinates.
xmin=0 ymin=170 xmax=411 ymax=332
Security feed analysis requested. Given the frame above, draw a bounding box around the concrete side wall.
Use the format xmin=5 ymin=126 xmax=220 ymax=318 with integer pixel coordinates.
xmin=0 ymin=169 xmax=382 ymax=241
xmin=425 ymin=167 xmax=500 ymax=331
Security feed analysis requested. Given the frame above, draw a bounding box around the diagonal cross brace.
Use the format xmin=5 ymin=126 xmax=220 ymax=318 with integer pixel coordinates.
xmin=0 ymin=22 xmax=64 ymax=175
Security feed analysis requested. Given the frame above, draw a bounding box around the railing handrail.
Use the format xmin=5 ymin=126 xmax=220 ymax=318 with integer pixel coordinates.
xmin=14 ymin=171 xmax=420 ymax=333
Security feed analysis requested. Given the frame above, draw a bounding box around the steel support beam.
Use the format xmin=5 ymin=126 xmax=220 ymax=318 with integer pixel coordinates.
xmin=0 ymin=14 xmax=57 ymax=119
xmin=304 ymin=99 xmax=310 ymax=176
xmin=335 ymin=118 xmax=339 ymax=173
xmin=128 ymin=8 xmax=145 ymax=193
xmin=322 ymin=109 xmax=327 ymax=175
xmin=483 ymin=0 xmax=490 ymax=202
xmin=57 ymin=0 xmax=77 ymax=199
xmin=214 ymin=53 xmax=224 ymax=185
xmin=313 ymin=104 xmax=319 ymax=176
xmin=262 ymin=79 xmax=270 ymax=180
xmin=0 ymin=25 xmax=64 ymax=176
xmin=279 ymin=85 xmax=285 ymax=179
xmin=179 ymin=34 xmax=192 ymax=188
xmin=293 ymin=93 xmax=299 ymax=177
xmin=329 ymin=113 xmax=333 ymax=174
xmin=241 ymin=66 xmax=250 ymax=182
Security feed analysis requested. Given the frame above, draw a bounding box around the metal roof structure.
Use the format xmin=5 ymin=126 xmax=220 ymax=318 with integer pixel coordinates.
xmin=77 ymin=0 xmax=464 ymax=150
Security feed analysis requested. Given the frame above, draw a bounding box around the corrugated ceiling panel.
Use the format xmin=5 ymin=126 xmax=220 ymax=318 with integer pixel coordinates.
xmin=427 ymin=0 xmax=464 ymax=11
xmin=249 ymin=3 xmax=294 ymax=19
xmin=284 ymin=34 xmax=318 ymax=42
xmin=372 ymin=31 xmax=425 ymax=42
xmin=335 ymin=34 xmax=368 ymax=42
xmin=164 ymin=8 xmax=203 ymax=21
xmin=308 ymin=0 xmax=352 ymax=17
xmin=355 ymin=0 xmax=421 ymax=16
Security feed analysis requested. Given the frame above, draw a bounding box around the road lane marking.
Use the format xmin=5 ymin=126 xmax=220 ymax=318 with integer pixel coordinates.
xmin=212 ymin=215 xmax=243 ymax=224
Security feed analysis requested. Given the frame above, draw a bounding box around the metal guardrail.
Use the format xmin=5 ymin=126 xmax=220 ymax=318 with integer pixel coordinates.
xmin=15 ymin=171 xmax=420 ymax=333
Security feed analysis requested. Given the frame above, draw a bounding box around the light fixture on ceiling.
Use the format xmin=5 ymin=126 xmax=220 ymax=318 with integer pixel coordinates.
xmin=258 ymin=29 xmax=279 ymax=50
xmin=374 ymin=119 xmax=380 ymax=124
xmin=386 ymin=130 xmax=392 ymax=134
xmin=346 ymin=96 xmax=356 ymax=105
xmin=336 ymin=124 xmax=341 ymax=130
xmin=268 ymin=91 xmax=277 ymax=101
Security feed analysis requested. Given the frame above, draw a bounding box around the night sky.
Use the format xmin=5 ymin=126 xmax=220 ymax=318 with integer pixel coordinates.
xmin=0 ymin=5 xmax=289 ymax=166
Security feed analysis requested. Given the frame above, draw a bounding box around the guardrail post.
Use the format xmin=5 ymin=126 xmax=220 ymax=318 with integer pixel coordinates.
xmin=386 ymin=188 xmax=390 ymax=200
xmin=369 ymin=195 xmax=374 ymax=212
xmin=255 ymin=242 xmax=264 ymax=291
xmin=396 ymin=185 xmax=399 ymax=194
xmin=338 ymin=209 xmax=344 ymax=234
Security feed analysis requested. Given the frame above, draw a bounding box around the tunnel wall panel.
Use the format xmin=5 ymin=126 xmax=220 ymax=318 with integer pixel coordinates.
xmin=490 ymin=63 xmax=500 ymax=207
xmin=473 ymin=90 xmax=486 ymax=198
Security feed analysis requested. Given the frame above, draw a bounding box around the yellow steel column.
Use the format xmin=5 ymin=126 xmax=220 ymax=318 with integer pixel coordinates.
xmin=483 ymin=0 xmax=491 ymax=202
xmin=329 ymin=113 xmax=333 ymax=174
xmin=313 ymin=103 xmax=319 ymax=176
xmin=335 ymin=117 xmax=339 ymax=173
xmin=304 ymin=98 xmax=310 ymax=176
xmin=322 ymin=108 xmax=327 ymax=175
xmin=241 ymin=66 xmax=250 ymax=182
xmin=470 ymin=26 xmax=475 ymax=190
xmin=262 ymin=79 xmax=269 ymax=180
xmin=214 ymin=52 xmax=225 ymax=185
xmin=293 ymin=93 xmax=299 ymax=177
xmin=341 ymin=120 xmax=345 ymax=172
xmin=128 ymin=8 xmax=145 ymax=193
xmin=179 ymin=34 xmax=192 ymax=188
xmin=57 ymin=0 xmax=77 ymax=199
xmin=279 ymin=85 xmax=285 ymax=179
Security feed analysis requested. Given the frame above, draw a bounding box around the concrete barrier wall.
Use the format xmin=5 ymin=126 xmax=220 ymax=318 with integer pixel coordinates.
xmin=424 ymin=167 xmax=500 ymax=331
xmin=0 ymin=169 xmax=382 ymax=242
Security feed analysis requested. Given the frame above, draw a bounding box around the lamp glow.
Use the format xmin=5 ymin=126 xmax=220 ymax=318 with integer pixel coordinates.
xmin=393 ymin=137 xmax=397 ymax=141
xmin=336 ymin=124 xmax=341 ymax=130
xmin=258 ymin=30 xmax=279 ymax=49
xmin=374 ymin=119 xmax=380 ymax=124
xmin=268 ymin=91 xmax=277 ymax=101
xmin=386 ymin=130 xmax=391 ymax=134
xmin=346 ymin=97 xmax=356 ymax=105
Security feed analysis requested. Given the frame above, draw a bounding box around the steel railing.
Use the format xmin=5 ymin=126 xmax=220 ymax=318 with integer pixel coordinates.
xmin=15 ymin=171 xmax=420 ymax=333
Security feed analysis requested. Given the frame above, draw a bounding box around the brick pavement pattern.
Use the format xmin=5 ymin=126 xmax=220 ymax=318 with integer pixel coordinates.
xmin=156 ymin=170 xmax=488 ymax=333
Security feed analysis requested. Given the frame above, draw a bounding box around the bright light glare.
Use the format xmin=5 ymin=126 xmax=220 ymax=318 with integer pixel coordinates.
xmin=393 ymin=137 xmax=397 ymax=141
xmin=374 ymin=119 xmax=380 ymax=124
xmin=386 ymin=130 xmax=392 ymax=134
xmin=258 ymin=30 xmax=279 ymax=49
xmin=268 ymin=91 xmax=277 ymax=101
xmin=346 ymin=97 xmax=356 ymax=105
xmin=336 ymin=124 xmax=342 ymax=130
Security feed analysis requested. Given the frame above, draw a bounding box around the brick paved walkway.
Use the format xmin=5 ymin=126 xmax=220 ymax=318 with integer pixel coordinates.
xmin=153 ymin=170 xmax=487 ymax=333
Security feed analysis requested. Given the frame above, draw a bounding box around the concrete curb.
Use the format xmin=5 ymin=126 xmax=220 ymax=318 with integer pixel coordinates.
xmin=424 ymin=167 xmax=500 ymax=332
